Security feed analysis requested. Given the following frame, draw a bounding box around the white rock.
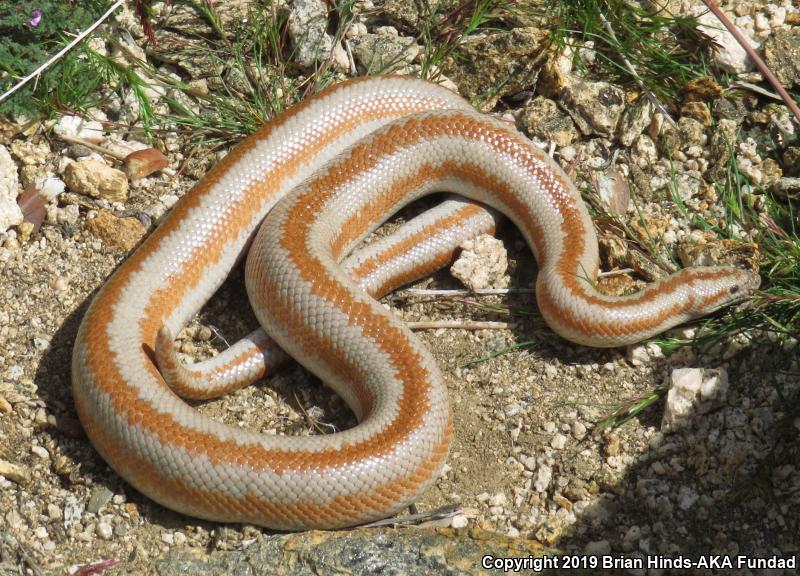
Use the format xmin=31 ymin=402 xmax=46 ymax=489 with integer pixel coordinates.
xmin=288 ymin=0 xmax=348 ymax=70
xmin=661 ymin=368 xmax=729 ymax=432
xmin=450 ymin=514 xmax=469 ymax=529
xmin=627 ymin=343 xmax=652 ymax=366
xmin=489 ymin=492 xmax=507 ymax=507
xmin=63 ymin=494 xmax=85 ymax=530
xmin=37 ymin=174 xmax=65 ymax=200
xmin=0 ymin=145 xmax=23 ymax=234
xmin=450 ymin=234 xmax=509 ymax=290
xmin=534 ymin=464 xmax=552 ymax=492
xmin=53 ymin=115 xmax=105 ymax=142
xmin=31 ymin=445 xmax=50 ymax=460
xmin=550 ymin=433 xmax=567 ymax=450
xmin=697 ymin=11 xmax=759 ymax=73
xmin=96 ymin=522 xmax=113 ymax=540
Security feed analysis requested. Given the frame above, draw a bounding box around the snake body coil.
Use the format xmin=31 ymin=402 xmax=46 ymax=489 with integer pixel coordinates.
xmin=72 ymin=76 xmax=759 ymax=530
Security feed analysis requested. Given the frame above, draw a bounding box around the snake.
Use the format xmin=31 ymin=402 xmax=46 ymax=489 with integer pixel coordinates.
xmin=71 ymin=75 xmax=760 ymax=530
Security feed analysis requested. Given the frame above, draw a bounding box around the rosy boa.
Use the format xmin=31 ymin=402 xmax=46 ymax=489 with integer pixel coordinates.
xmin=72 ymin=76 xmax=759 ymax=530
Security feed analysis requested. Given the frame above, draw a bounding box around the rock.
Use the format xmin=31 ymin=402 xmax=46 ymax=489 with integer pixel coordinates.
xmin=680 ymin=101 xmax=712 ymax=127
xmin=627 ymin=342 xmax=663 ymax=366
xmin=350 ymin=29 xmax=419 ymax=73
xmin=560 ymin=80 xmax=625 ymax=138
xmin=550 ymin=433 xmax=567 ymax=450
xmin=86 ymin=486 xmax=114 ymax=514
xmin=676 ymin=232 xmax=759 ymax=271
xmin=64 ymin=160 xmax=129 ymax=202
xmin=771 ymin=177 xmax=800 ymax=199
xmin=534 ymin=463 xmax=552 ymax=492
xmin=677 ymin=485 xmax=699 ymax=510
xmin=659 ymin=116 xmax=706 ymax=157
xmin=519 ymin=97 xmax=579 ymax=147
xmin=38 ymin=174 xmax=66 ymax=201
xmin=149 ymin=31 xmax=225 ymax=78
xmin=697 ymin=11 xmax=759 ymax=73
xmin=0 ymin=458 xmax=30 ymax=485
xmin=159 ymin=0 xmax=255 ymax=39
xmin=374 ymin=0 xmax=460 ymax=33
xmin=123 ymin=148 xmax=169 ymax=181
xmin=662 ymin=368 xmax=729 ymax=432
xmin=96 ymin=522 xmax=114 ymax=540
xmin=0 ymin=145 xmax=23 ymax=234
xmin=85 ymin=210 xmax=147 ymax=252
xmin=682 ymin=76 xmax=723 ymax=103
xmin=763 ymin=29 xmax=800 ymax=88
xmin=450 ymin=234 xmax=509 ymax=290
xmin=585 ymin=539 xmax=611 ymax=556
xmin=53 ymin=115 xmax=104 ymax=143
xmin=156 ymin=527 xmax=560 ymax=576
xmin=618 ymin=98 xmax=654 ymax=147
xmin=781 ymin=147 xmax=800 ymax=177
xmin=442 ymin=27 xmax=548 ymax=110
xmin=288 ymin=0 xmax=348 ymax=71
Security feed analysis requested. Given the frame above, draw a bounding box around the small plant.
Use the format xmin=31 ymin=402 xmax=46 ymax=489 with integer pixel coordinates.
xmin=0 ymin=1 xmax=110 ymax=117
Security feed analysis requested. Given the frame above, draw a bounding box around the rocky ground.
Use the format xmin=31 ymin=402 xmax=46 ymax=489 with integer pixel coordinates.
xmin=0 ymin=0 xmax=799 ymax=574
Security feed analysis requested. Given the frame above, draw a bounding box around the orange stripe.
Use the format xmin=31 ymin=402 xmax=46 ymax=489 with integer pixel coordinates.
xmin=77 ymin=80 xmax=458 ymax=475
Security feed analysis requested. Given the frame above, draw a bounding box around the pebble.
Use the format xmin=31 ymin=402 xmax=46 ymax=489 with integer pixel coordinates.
xmin=63 ymin=494 xmax=85 ymax=530
xmin=571 ymin=421 xmax=587 ymax=440
xmin=677 ymin=485 xmax=699 ymax=510
xmin=0 ymin=145 xmax=24 ymax=234
xmin=53 ymin=115 xmax=105 ymax=142
xmin=451 ymin=234 xmax=509 ymax=290
xmin=534 ymin=464 xmax=553 ymax=492
xmin=584 ymin=539 xmax=612 ymax=556
xmin=30 ymin=445 xmax=50 ymax=460
xmin=87 ymin=486 xmax=114 ymax=514
xmin=0 ymin=459 xmax=30 ymax=485
xmin=662 ymin=368 xmax=729 ymax=432
xmin=550 ymin=433 xmax=567 ymax=450
xmin=63 ymin=160 xmax=129 ymax=202
xmin=96 ymin=521 xmax=114 ymax=540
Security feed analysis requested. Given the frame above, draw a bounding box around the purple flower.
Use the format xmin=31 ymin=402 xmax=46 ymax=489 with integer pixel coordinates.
xmin=29 ymin=9 xmax=42 ymax=27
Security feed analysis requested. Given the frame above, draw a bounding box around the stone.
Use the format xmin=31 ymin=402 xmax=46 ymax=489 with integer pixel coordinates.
xmin=85 ymin=210 xmax=147 ymax=252
xmin=349 ymin=31 xmax=419 ymax=73
xmin=450 ymin=234 xmax=509 ymax=290
xmin=519 ymin=97 xmax=579 ymax=147
xmin=676 ymin=232 xmax=759 ymax=271
xmin=560 ymin=80 xmax=625 ymax=138
xmin=155 ymin=527 xmax=561 ymax=575
xmin=662 ymin=368 xmax=729 ymax=432
xmin=763 ymin=29 xmax=800 ymax=88
xmin=64 ymin=160 xmax=129 ymax=202
xmin=53 ymin=115 xmax=104 ymax=143
xmin=697 ymin=11 xmax=759 ymax=73
xmin=618 ymin=98 xmax=654 ymax=147
xmin=0 ymin=145 xmax=23 ymax=234
xmin=442 ymin=27 xmax=548 ymax=110
xmin=288 ymin=0 xmax=348 ymax=70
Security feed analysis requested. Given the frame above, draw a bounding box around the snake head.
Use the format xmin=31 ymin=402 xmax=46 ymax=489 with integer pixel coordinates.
xmin=689 ymin=267 xmax=761 ymax=316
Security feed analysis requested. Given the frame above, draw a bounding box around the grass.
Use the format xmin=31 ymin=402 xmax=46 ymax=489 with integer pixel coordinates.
xmin=0 ymin=0 xmax=112 ymax=117
xmin=551 ymin=0 xmax=715 ymax=113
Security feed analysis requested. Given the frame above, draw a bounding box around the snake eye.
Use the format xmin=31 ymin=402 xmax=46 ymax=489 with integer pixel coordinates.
xmin=729 ymin=285 xmax=739 ymax=294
